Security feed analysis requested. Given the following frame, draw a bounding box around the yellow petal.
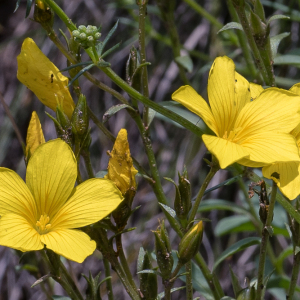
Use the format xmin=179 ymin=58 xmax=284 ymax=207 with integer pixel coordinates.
xmin=249 ymin=83 xmax=264 ymax=100
xmin=291 ymin=123 xmax=300 ymax=148
xmin=290 ymin=82 xmax=300 ymax=96
xmin=106 ymin=129 xmax=138 ymax=194
xmin=0 ymin=214 xmax=43 ymax=252
xmin=41 ymin=229 xmax=96 ymax=263
xmin=26 ymin=111 xmax=45 ymax=157
xmin=51 ymin=178 xmax=123 ymax=229
xmin=26 ymin=139 xmax=77 ymax=218
xmin=263 ymin=162 xmax=300 ymax=200
xmin=239 ymin=132 xmax=300 ymax=167
xmin=17 ymin=38 xmax=74 ymax=118
xmin=235 ymin=88 xmax=300 ymax=141
xmin=171 ymin=85 xmax=218 ymax=135
xmin=202 ymin=134 xmax=250 ymax=169
xmin=0 ymin=168 xmax=37 ymax=223
xmin=207 ymin=56 xmax=244 ymax=136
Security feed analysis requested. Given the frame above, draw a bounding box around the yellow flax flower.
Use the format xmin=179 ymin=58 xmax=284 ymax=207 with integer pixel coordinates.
xmin=262 ymin=83 xmax=300 ymax=199
xmin=26 ymin=111 xmax=45 ymax=157
xmin=106 ymin=129 xmax=138 ymax=195
xmin=17 ymin=38 xmax=75 ymax=119
xmin=0 ymin=139 xmax=123 ymax=263
xmin=172 ymin=56 xmax=300 ymax=169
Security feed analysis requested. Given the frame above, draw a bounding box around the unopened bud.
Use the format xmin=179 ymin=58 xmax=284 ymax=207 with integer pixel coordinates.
xmin=154 ymin=220 xmax=173 ymax=279
xmin=250 ymin=10 xmax=267 ymax=47
xmin=71 ymin=94 xmax=89 ymax=138
xmin=33 ymin=0 xmax=54 ymax=28
xmin=178 ymin=221 xmax=203 ymax=264
xmin=55 ymin=107 xmax=73 ymax=146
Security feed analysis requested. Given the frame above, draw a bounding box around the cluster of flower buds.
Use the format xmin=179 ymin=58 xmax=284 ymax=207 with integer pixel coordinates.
xmin=72 ymin=25 xmax=101 ymax=48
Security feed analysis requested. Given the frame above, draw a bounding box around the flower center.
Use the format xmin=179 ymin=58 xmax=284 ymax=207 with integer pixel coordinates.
xmin=222 ymin=127 xmax=242 ymax=143
xmin=36 ymin=214 xmax=52 ymax=234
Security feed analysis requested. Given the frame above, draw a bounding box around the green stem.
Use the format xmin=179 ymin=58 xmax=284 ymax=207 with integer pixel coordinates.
xmin=287 ymin=252 xmax=300 ymax=299
xmin=137 ymin=0 xmax=150 ymax=126
xmin=157 ymin=1 xmax=190 ymax=85
xmin=103 ymin=258 xmax=114 ymax=300
xmin=187 ymin=157 xmax=220 ymax=226
xmin=185 ymin=261 xmax=193 ymax=300
xmin=194 ymin=253 xmax=224 ymax=299
xmin=116 ymin=235 xmax=137 ymax=292
xmin=232 ymin=2 xmax=270 ymax=85
xmin=227 ymin=0 xmax=260 ymax=82
xmin=74 ymin=140 xmax=83 ymax=184
xmin=256 ymin=180 xmax=277 ymax=300
xmin=81 ymin=149 xmax=95 ymax=178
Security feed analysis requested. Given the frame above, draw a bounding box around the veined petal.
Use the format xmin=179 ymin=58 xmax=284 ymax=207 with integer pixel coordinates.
xmin=0 ymin=214 xmax=43 ymax=252
xmin=263 ymin=162 xmax=300 ymax=200
xmin=249 ymin=83 xmax=264 ymax=100
xmin=172 ymin=85 xmax=218 ymax=135
xmin=41 ymin=229 xmax=96 ymax=263
xmin=26 ymin=139 xmax=77 ymax=218
xmin=202 ymin=135 xmax=250 ymax=169
xmin=17 ymin=38 xmax=74 ymax=118
xmin=291 ymin=123 xmax=300 ymax=148
xmin=239 ymin=132 xmax=300 ymax=167
xmin=207 ymin=56 xmax=236 ymax=136
xmin=51 ymin=178 xmax=123 ymax=229
xmin=0 ymin=168 xmax=37 ymax=223
xmin=235 ymin=88 xmax=300 ymax=142
xmin=26 ymin=111 xmax=45 ymax=157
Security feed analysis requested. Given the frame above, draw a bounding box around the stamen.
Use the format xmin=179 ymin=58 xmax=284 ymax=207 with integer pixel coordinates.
xmin=36 ymin=214 xmax=52 ymax=234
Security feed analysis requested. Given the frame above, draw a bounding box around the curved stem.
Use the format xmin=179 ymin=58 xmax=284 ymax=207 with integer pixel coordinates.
xmin=256 ymin=180 xmax=277 ymax=300
xmin=187 ymin=157 xmax=219 ymax=226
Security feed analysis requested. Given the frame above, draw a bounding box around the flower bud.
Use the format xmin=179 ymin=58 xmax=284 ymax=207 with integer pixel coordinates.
xmin=178 ymin=221 xmax=203 ymax=264
xmin=250 ymin=10 xmax=267 ymax=47
xmin=138 ymin=250 xmax=158 ymax=300
xmin=71 ymin=94 xmax=89 ymax=139
xmin=175 ymin=168 xmax=192 ymax=220
xmin=55 ymin=106 xmax=73 ymax=147
xmin=154 ymin=220 xmax=173 ymax=279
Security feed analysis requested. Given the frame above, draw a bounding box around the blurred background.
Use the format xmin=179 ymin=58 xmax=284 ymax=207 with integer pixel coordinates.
xmin=0 ymin=0 xmax=300 ymax=299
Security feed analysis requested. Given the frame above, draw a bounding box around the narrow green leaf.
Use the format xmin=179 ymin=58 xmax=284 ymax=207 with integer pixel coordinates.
xmin=262 ymin=269 xmax=275 ymax=299
xmin=215 ymin=215 xmax=256 ymax=236
xmin=101 ymin=42 xmax=121 ymax=58
xmin=268 ymin=276 xmax=300 ymax=293
xmin=137 ymin=269 xmax=160 ymax=275
xmin=203 ymin=175 xmax=242 ymax=195
xmin=60 ymin=61 xmax=93 ymax=72
xmin=220 ymin=297 xmax=236 ymax=300
xmin=275 ymin=246 xmax=293 ymax=269
xmin=157 ymin=286 xmax=186 ymax=299
xmin=25 ymin=0 xmax=33 ymax=18
xmin=147 ymin=108 xmax=156 ymax=127
xmin=103 ymin=104 xmax=134 ymax=123
xmin=270 ymin=32 xmax=290 ymax=59
xmin=14 ymin=0 xmax=22 ymax=13
xmin=68 ymin=64 xmax=95 ymax=86
xmin=175 ymin=55 xmax=193 ymax=73
xmin=213 ymin=237 xmax=261 ymax=270
xmin=273 ymin=55 xmax=300 ymax=67
xmin=158 ymin=203 xmax=176 ymax=219
xmin=98 ymin=20 xmax=119 ymax=55
xmin=137 ymin=247 xmax=146 ymax=275
xmin=198 ymin=199 xmax=249 ymax=215
xmin=218 ymin=22 xmax=243 ymax=34
xmin=31 ymin=274 xmax=52 ymax=288
xmin=52 ymin=297 xmax=72 ymax=300
xmin=267 ymin=14 xmax=290 ymax=25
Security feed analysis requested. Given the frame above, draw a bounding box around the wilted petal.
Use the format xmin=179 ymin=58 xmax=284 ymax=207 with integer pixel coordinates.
xmin=172 ymin=85 xmax=218 ymax=135
xmin=26 ymin=139 xmax=77 ymax=218
xmin=0 ymin=214 xmax=43 ymax=252
xmin=263 ymin=162 xmax=300 ymax=200
xmin=202 ymin=134 xmax=250 ymax=169
xmin=26 ymin=111 xmax=45 ymax=157
xmin=51 ymin=178 xmax=123 ymax=229
xmin=17 ymin=38 xmax=74 ymax=118
xmin=41 ymin=229 xmax=96 ymax=263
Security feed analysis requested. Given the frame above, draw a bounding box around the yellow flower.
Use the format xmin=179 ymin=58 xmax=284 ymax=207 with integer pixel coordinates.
xmin=172 ymin=56 xmax=300 ymax=169
xmin=0 ymin=139 xmax=123 ymax=263
xmin=26 ymin=111 xmax=45 ymax=157
xmin=17 ymin=38 xmax=75 ymax=119
xmin=106 ymin=129 xmax=138 ymax=195
xmin=263 ymin=83 xmax=300 ymax=199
